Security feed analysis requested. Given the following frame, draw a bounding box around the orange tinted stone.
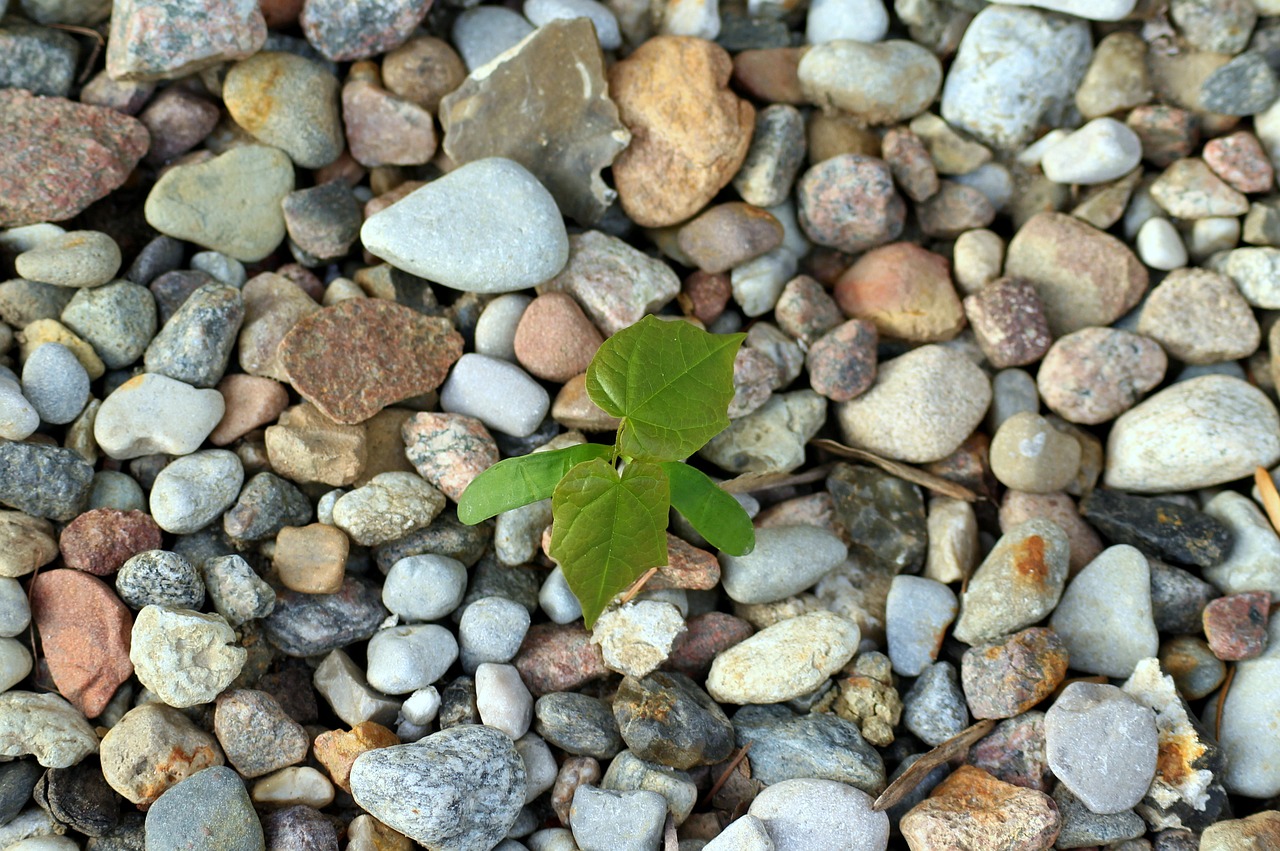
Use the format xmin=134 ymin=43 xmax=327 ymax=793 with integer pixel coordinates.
xmin=314 ymin=721 xmax=400 ymax=792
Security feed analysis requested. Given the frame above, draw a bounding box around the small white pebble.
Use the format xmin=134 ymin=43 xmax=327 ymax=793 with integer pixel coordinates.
xmin=1136 ymin=217 xmax=1188 ymax=271
xmin=1017 ymin=129 xmax=1070 ymax=167
xmin=251 ymin=766 xmax=335 ymax=809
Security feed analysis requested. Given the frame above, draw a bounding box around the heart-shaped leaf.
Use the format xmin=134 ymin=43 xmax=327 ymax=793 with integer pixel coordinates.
xmin=586 ymin=315 xmax=744 ymax=462
xmin=662 ymin=461 xmax=755 ymax=556
xmin=549 ymin=458 xmax=670 ymax=628
xmin=457 ymin=443 xmax=612 ymax=524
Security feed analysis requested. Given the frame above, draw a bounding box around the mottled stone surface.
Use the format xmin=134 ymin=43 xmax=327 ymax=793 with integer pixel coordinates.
xmin=0 ymin=90 xmax=150 ymax=227
xmin=1081 ymin=489 xmax=1232 ymax=569
xmin=799 ymin=156 xmax=906 ymax=255
xmin=401 ymin=413 xmax=498 ymax=502
xmin=300 ymin=0 xmax=430 ymax=61
xmin=961 ymin=627 xmax=1069 ymax=719
xmin=901 ymin=766 xmax=1061 ymax=851
xmin=733 ymin=704 xmax=885 ymax=794
xmin=263 ymin=578 xmax=388 ymax=657
xmin=539 ymin=231 xmax=681 ymax=335
xmin=280 ymin=299 xmax=462 ymax=425
xmin=223 ymin=51 xmax=343 ymax=169
xmin=0 ymin=442 xmax=93 ymax=522
xmin=107 ymin=0 xmax=266 ymax=80
xmin=440 ymin=19 xmax=629 ymax=226
xmin=954 ymin=519 xmax=1069 ymax=645
xmin=613 ymin=672 xmax=734 ymax=770
xmin=58 ymin=509 xmax=162 ymax=576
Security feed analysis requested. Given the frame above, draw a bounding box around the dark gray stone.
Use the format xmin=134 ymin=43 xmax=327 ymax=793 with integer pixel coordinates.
xmin=0 ymin=441 xmax=93 ymax=520
xmin=61 ymin=281 xmax=158 ymax=370
xmin=534 ymin=692 xmax=622 ymax=760
xmin=827 ymin=463 xmax=927 ymax=573
xmin=1081 ymin=489 xmax=1232 ymax=569
xmin=349 ymin=726 xmax=526 ymax=850
xmin=374 ymin=511 xmax=490 ymax=573
xmin=1053 ymin=784 xmax=1146 ymax=848
xmin=282 ymin=181 xmax=362 ymax=262
xmin=1201 ymin=51 xmax=1279 ymax=116
xmin=124 ymin=235 xmax=185 ymax=286
xmin=0 ymin=278 xmax=75 ymax=328
xmin=438 ymin=675 xmax=480 ymax=729
xmin=223 ymin=472 xmax=313 ymax=542
xmin=0 ymin=759 xmax=44 ymax=825
xmin=86 ymin=811 xmax=146 ymax=851
xmin=35 ymin=756 xmax=120 ymax=836
xmin=262 ymin=577 xmax=388 ymax=657
xmin=0 ymin=18 xmax=79 ymax=96
xmin=143 ymin=282 xmax=245 ymax=388
xmin=144 ymin=766 xmax=264 ymax=851
xmin=149 ymin=269 xmax=215 ymax=325
xmin=614 ymin=671 xmax=735 ymax=770
xmin=733 ymin=704 xmax=886 ymax=795
xmin=1150 ymin=558 xmax=1218 ymax=634
xmin=262 ymin=805 xmax=338 ymax=851
xmin=456 ymin=553 xmax=540 ymax=617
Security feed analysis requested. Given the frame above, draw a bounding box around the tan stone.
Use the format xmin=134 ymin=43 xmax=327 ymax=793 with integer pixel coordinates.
xmin=382 ymin=35 xmax=466 ymax=113
xmin=17 ymin=319 xmax=105 ymax=379
xmin=901 ymin=765 xmax=1061 ymax=851
xmin=211 ymin=374 xmax=290 ymax=446
xmin=238 ymin=272 xmax=319 ymax=381
xmin=314 ymin=721 xmax=399 ymax=792
xmin=273 ymin=524 xmax=348 ymax=594
xmin=608 ymin=35 xmax=754 ymax=227
xmin=0 ymin=510 xmax=58 ymax=578
xmin=551 ymin=374 xmax=623 ymax=432
xmin=834 ymin=242 xmax=964 ymax=342
xmin=808 ymin=111 xmax=880 ymax=164
xmin=353 ymin=407 xmax=417 ymax=487
xmin=265 ymin=403 xmax=367 ymax=487
xmin=1201 ymin=811 xmax=1280 ymax=851
xmin=100 ymin=702 xmax=225 ymax=805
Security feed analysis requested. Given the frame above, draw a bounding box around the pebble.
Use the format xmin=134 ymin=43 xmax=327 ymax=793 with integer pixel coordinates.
xmin=1045 ymin=682 xmax=1159 ymax=815
xmin=1203 ymin=591 xmax=1270 ymax=661
xmin=145 ymin=145 xmax=295 ymax=263
xmin=251 ymin=765 xmax=336 ymax=809
xmin=223 ymin=471 xmax=312 ymax=542
xmin=798 ymin=40 xmax=940 ymax=126
xmin=313 ymin=650 xmax=399 ymax=728
xmin=525 ymin=0 xmax=620 ymax=49
xmin=1204 ymin=490 xmax=1280 ymax=596
xmin=0 ymin=511 xmax=58 ymax=579
xmin=439 ymin=354 xmax=551 ymax=439
xmin=139 ymin=87 xmax=220 ymax=166
xmin=262 ymin=806 xmax=339 ymax=851
xmin=0 ymin=90 xmax=149 ymax=227
xmin=591 ymin=601 xmax=687 ymax=679
xmin=940 ymin=6 xmax=1091 ymax=150
xmin=962 ymin=277 xmax=1052 ymax=369
xmin=332 ymin=472 xmax=445 ymax=546
xmin=1151 ymin=159 xmax=1249 ymax=220
xmin=733 ymin=704 xmax=884 ymax=793
xmin=835 ymin=242 xmax=962 ymax=343
xmin=570 ymin=786 xmax=667 ymax=851
xmin=1150 ymin=559 xmax=1217 ymax=636
xmin=1218 ymin=247 xmax=1280 ymax=308
xmin=0 ymin=578 xmax=29 ymax=638
xmin=283 ymin=181 xmax=362 ymax=260
xmin=350 ymin=726 xmax=527 ymax=849
xmin=1201 ymin=52 xmax=1278 ymax=117
xmin=540 ymin=231 xmax=681 ymax=335
xmin=884 ymin=576 xmax=957 ymax=676
xmin=613 ymin=671 xmax=733 ymax=770
xmin=222 ymin=51 xmax=342 ymax=169
xmin=237 ymin=272 xmax=320 ymax=383
xmin=366 ymin=624 xmax=458 ymax=694
xmin=512 ymin=293 xmax=602 ymax=384
xmin=280 ymin=298 xmax=462 ymax=425
xmin=0 ymin=18 xmax=79 ymax=96
xmin=106 ymin=0 xmax=265 ymax=80
xmin=475 ymin=295 xmax=531 ymax=362
xmin=720 ymin=525 xmax=846 ymax=604
xmin=362 ymin=159 xmax=569 ymax=294
xmin=1215 ymin=616 xmax=1280 ymax=797
xmin=954 ymin=519 xmax=1069 ymax=645
xmin=1005 ymin=212 xmax=1148 ymax=336
xmin=300 ymin=0 xmax=429 ymax=61
xmin=115 ymin=550 xmax=204 ymax=610
xmin=706 ymin=611 xmax=859 ymax=704
xmin=0 ymin=442 xmax=93 ymax=522
xmin=15 ymin=231 xmax=121 ymax=289
xmin=535 ymin=692 xmax=621 ymax=760
xmin=1050 ymin=545 xmax=1158 ymax=678
xmin=344 ymin=74 xmax=437 ymax=170
xmin=836 ymin=344 xmax=991 ymax=464
xmin=733 ymin=106 xmax=807 ymax=210
xmin=961 ymin=627 xmax=1068 ymax=720
xmin=1138 ymin=268 xmax=1258 ymax=364
xmin=989 ymin=412 xmax=1082 ymax=494
xmin=1081 ymin=488 xmax=1231 ymax=569
xmin=215 ymin=689 xmax=309 ymax=778
xmin=1136 ymin=217 xmax=1188 ymax=271
xmin=700 ymin=390 xmax=827 ymax=474
xmin=130 ymin=605 xmax=246 ymax=708
xmin=0 ymin=691 xmax=99 ymax=768
xmin=797 ymin=155 xmax=904 ymax=254
xmin=607 ymin=36 xmax=753 ymax=228
xmin=1204 ymin=131 xmax=1274 ymax=194
xmin=99 ymin=702 xmax=223 ymax=805
xmin=381 ymin=34 xmax=465 ymax=112
xmin=274 ymin=523 xmax=348 ymax=594
xmin=475 ymin=662 xmax=534 ymax=739
xmin=20 ymin=343 xmax=87 ymax=425
xmin=601 ymin=749 xmax=696 ymax=825
xmin=1075 ymin=31 xmax=1152 ymax=119
xmin=1042 ymin=119 xmax=1143 ymax=185
xmin=1203 ymin=813 xmax=1280 ymax=851
xmin=1037 ymin=327 xmax=1167 ymax=425
xmin=148 ymin=449 xmax=244 ymax=534
xmin=144 ymin=282 xmax=245 ymax=388
xmin=204 ymin=554 xmax=276 ymax=626
xmin=144 ymin=766 xmax=264 ymax=851
xmin=900 ymin=766 xmax=1060 ymax=851
xmin=263 ymin=577 xmax=388 ymax=658
xmin=749 ymin=778 xmax=888 ymax=851
xmin=0 ymin=377 xmax=38 ymax=441
xmin=376 ymin=554 xmax=465 ymax=626
xmin=1105 ymin=375 xmax=1280 ymax=492
xmin=59 ymin=280 xmax=157 ymax=370
xmin=901 ymin=660 xmax=969 ymax=746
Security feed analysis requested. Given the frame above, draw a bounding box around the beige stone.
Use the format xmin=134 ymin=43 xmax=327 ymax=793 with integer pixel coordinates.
xmin=265 ymin=403 xmax=367 ymax=487
xmin=0 ymin=511 xmax=58 ymax=578
xmin=274 ymin=524 xmax=349 ymax=594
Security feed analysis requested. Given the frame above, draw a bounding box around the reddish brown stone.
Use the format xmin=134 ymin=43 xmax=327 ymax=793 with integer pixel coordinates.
xmin=963 ymin=277 xmax=1053 ymax=369
xmin=881 ymin=126 xmax=939 ymax=203
xmin=1203 ymin=591 xmax=1270 ymax=661
xmin=677 ymin=203 xmax=784 ymax=274
xmin=314 ymin=721 xmax=400 ymax=792
xmin=1203 ymin=130 xmax=1275 ymax=194
xmin=59 ymin=508 xmax=163 ymax=577
xmin=918 ymin=181 xmax=996 ymax=239
xmin=211 ymin=374 xmax=290 ymax=446
xmin=835 ymin=242 xmax=964 ymax=343
xmin=961 ymin=627 xmax=1069 ymax=720
xmin=279 ymin=298 xmax=463 ymax=425
xmin=807 ymin=319 xmax=878 ymax=402
xmin=731 ymin=47 xmax=806 ymax=105
xmin=515 ymin=623 xmax=610 ymax=697
xmin=775 ymin=275 xmax=843 ymax=347
xmin=382 ymin=35 xmax=467 ymax=113
xmin=681 ymin=271 xmax=732 ymax=325
xmin=30 ymin=569 xmax=134 ymax=718
xmin=513 ymin=293 xmax=604 ymax=383
xmin=664 ymin=612 xmax=753 ymax=679
xmin=260 ymin=0 xmax=305 ymax=28
xmin=1127 ymin=105 xmax=1199 ymax=168
xmin=968 ymin=713 xmax=1052 ymax=791
xmin=650 ymin=535 xmax=721 ymax=592
xmin=902 ymin=765 xmax=1060 ymax=851
xmin=0 ymin=90 xmax=150 ymax=227
xmin=343 ymin=77 xmax=437 ymax=169
xmin=923 ymin=432 xmax=998 ymax=503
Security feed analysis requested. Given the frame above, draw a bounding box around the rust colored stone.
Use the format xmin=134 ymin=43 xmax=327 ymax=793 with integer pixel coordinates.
xmin=807 ymin=318 xmax=878 ymax=403
xmin=923 ymin=432 xmax=998 ymax=502
xmin=967 ymin=712 xmax=1052 ymax=791
xmin=314 ymin=721 xmax=400 ymax=792
xmin=211 ymin=374 xmax=290 ymax=446
xmin=0 ymin=90 xmax=150 ymax=227
xmin=999 ymin=491 xmax=1103 ymax=576
xmin=963 ymin=277 xmax=1053 ymax=369
xmin=650 ymin=535 xmax=721 ymax=591
xmin=515 ymin=623 xmax=610 ymax=696
xmin=513 ymin=293 xmax=604 ymax=383
xmin=901 ymin=765 xmax=1061 ymax=851
xmin=835 ymin=242 xmax=964 ymax=343
xmin=1202 ymin=591 xmax=1271 ymax=661
xmin=681 ymin=271 xmax=732 ymax=325
xmin=279 ymin=298 xmax=463 ymax=425
xmin=30 ymin=569 xmax=134 ymax=718
xmin=961 ymin=628 xmax=1069 ymax=720
xmin=59 ymin=508 xmax=163 ymax=577
xmin=663 ymin=612 xmax=753 ymax=679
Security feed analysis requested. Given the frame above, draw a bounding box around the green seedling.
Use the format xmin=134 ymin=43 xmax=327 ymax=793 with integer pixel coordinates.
xmin=458 ymin=314 xmax=756 ymax=627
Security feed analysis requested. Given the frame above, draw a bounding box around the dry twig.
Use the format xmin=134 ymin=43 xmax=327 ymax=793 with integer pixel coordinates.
xmin=871 ymin=719 xmax=995 ymax=812
xmin=810 ymin=439 xmax=981 ymax=502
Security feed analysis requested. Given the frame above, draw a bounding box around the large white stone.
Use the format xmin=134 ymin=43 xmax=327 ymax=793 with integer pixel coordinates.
xmin=93 ymin=373 xmax=225 ymax=460
xmin=440 ymin=353 xmax=550 ymax=438
xmin=991 ymin=0 xmax=1136 ymax=20
xmin=1041 ymin=118 xmax=1142 ymax=185
xmin=707 ymin=611 xmax=859 ymax=704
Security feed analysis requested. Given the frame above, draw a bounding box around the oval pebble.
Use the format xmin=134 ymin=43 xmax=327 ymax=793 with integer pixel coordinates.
xmin=21 ymin=343 xmax=88 ymax=425
xmin=15 ymin=230 xmax=121 ymax=288
xmin=149 ymin=450 xmax=245 ymax=535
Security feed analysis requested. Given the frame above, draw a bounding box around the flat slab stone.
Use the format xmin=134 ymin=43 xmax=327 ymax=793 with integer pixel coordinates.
xmin=440 ymin=19 xmax=630 ymax=226
xmin=280 ymin=298 xmax=463 ymax=425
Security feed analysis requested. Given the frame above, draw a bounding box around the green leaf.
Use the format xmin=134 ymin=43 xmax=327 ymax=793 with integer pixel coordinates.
xmin=456 ymin=444 xmax=613 ymax=525
xmin=586 ymin=315 xmax=745 ymax=462
xmin=661 ymin=461 xmax=756 ymax=556
xmin=549 ymin=458 xmax=670 ymax=628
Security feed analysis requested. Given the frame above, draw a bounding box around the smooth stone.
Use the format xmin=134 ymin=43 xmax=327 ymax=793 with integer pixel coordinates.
xmin=1137 ymin=217 xmax=1189 ymax=271
xmin=21 ymin=342 xmax=88 ymax=424
xmin=733 ymin=704 xmax=885 ymax=794
xmin=805 ymin=0 xmax=887 ymax=43
xmin=99 ymin=704 xmax=223 ymax=805
xmin=474 ymin=294 xmax=531 ymax=362
xmin=601 ymin=749 xmax=696 ymax=825
xmin=115 ymin=550 xmax=204 ymax=610
xmin=223 ymin=51 xmax=343 ymax=168
xmin=204 ymin=554 xmax=275 ymax=626
xmin=130 ymin=605 xmax=245 ymax=708
xmin=148 ymin=449 xmax=243 ymax=534
xmin=570 ymin=786 xmax=667 ymax=851
xmin=1042 ymin=118 xmax=1143 ymax=185
xmin=1105 ymin=376 xmax=1280 ymax=492
xmin=524 ymin=0 xmax=620 ymax=49
xmin=222 ymin=471 xmax=312 ymax=542
xmin=902 ymin=660 xmax=969 ymax=746
xmin=612 ymin=671 xmax=734 ymax=770
xmin=475 ymin=662 xmax=534 ymax=740
xmin=0 ymin=578 xmax=30 ymax=637
xmin=539 ymin=567 xmax=583 ymax=625
xmin=1137 ymin=268 xmax=1258 ymax=364
xmin=0 ymin=378 xmax=38 ymax=440
xmin=720 ymin=525 xmax=847 ymax=604
xmin=1045 ymin=682 xmax=1159 ymax=815
xmin=535 ymin=692 xmax=621 ymax=760
xmin=1204 ymin=490 xmax=1280 ymax=596
xmin=706 ymin=611 xmax=859 ymax=704
xmin=15 ymin=230 xmax=120 ymax=288
xmin=366 ymin=624 xmax=459 ymax=694
xmin=954 ymin=519 xmax=1070 ymax=645
xmin=989 ymin=411 xmax=1082 ymax=494
xmin=59 ymin=280 xmax=157 ymax=369
xmin=940 ymin=5 xmax=1092 ymax=150
xmin=144 ymin=766 xmax=264 ymax=851
xmin=451 ymin=6 xmax=535 ymax=70
xmin=993 ymin=0 xmax=1135 ymax=18
xmin=1214 ymin=616 xmax=1280 ymax=797
xmin=144 ymin=145 xmax=294 ymax=263
xmin=797 ymin=40 xmax=941 ymax=126
xmin=312 ymin=650 xmax=399 ymax=728
xmin=748 ymin=779 xmax=888 ymax=851
xmin=382 ymin=554 xmax=468 ymax=623
xmin=439 ymin=353 xmax=551 ymax=438
xmin=1050 ymin=545 xmax=1158 ymax=678
xmin=539 ymin=230 xmax=681 ymax=335
xmin=350 ymin=726 xmax=527 ymax=849
xmin=699 ymin=390 xmax=827 ymax=474
xmin=332 ymin=472 xmax=445 ymax=547
xmin=885 ymin=576 xmax=958 ymax=676
xmin=362 ymin=158 xmax=569 ymax=294
xmin=704 ymin=815 xmax=773 ymax=851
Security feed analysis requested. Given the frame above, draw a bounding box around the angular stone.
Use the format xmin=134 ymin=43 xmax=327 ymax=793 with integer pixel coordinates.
xmin=954 ymin=519 xmax=1069 ymax=645
xmin=215 ymin=689 xmax=309 ymax=778
xmin=733 ymin=704 xmax=884 ymax=794
xmin=1151 ymin=158 xmax=1249 ymax=219
xmin=613 ymin=672 xmax=734 ymax=770
xmin=130 ymin=606 xmax=245 ymax=708
xmin=440 ymin=19 xmax=629 ymax=226
xmin=967 ymin=712 xmax=1052 ymax=792
xmin=401 ymin=412 xmax=499 ymax=502
xmin=0 ymin=442 xmax=92 ymax=522
xmin=106 ymin=0 xmax=266 ymax=80
xmin=961 ymin=627 xmax=1068 ymax=720
xmin=900 ymin=766 xmax=1060 ymax=851
xmin=144 ymin=283 xmax=244 ymax=389
xmin=58 ymin=509 xmax=161 ymax=577
xmin=264 ymin=403 xmax=367 ymax=487
xmin=608 ymin=35 xmax=754 ymax=227
xmin=700 ymin=390 xmax=827 ymax=475
xmin=280 ymin=298 xmax=462 ymax=425
xmin=539 ymin=231 xmax=681 ymax=335
xmin=1080 ymin=489 xmax=1232 ymax=569
xmin=99 ymin=703 xmax=224 ymax=805
xmin=0 ymin=692 xmax=99 ymax=768
xmin=299 ymin=0 xmax=429 ymax=61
